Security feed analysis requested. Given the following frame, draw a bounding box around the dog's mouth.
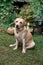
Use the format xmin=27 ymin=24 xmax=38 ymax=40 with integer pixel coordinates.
xmin=16 ymin=27 xmax=20 ymax=29
xmin=16 ymin=25 xmax=20 ymax=29
xmin=15 ymin=25 xmax=24 ymax=31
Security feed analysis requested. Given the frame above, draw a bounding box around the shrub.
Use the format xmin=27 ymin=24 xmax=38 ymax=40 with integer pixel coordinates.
xmin=0 ymin=0 xmax=17 ymax=27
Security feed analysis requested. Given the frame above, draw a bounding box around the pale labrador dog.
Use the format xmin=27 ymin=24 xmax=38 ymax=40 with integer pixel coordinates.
xmin=9 ymin=18 xmax=35 ymax=53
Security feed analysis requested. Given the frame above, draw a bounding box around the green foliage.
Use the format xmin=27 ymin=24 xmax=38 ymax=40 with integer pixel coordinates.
xmin=29 ymin=0 xmax=43 ymax=23
xmin=18 ymin=5 xmax=33 ymax=22
xmin=18 ymin=0 xmax=43 ymax=24
xmin=0 ymin=0 xmax=43 ymax=28
xmin=0 ymin=0 xmax=17 ymax=27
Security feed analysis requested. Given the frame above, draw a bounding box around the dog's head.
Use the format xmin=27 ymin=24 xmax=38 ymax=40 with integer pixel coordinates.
xmin=14 ymin=18 xmax=27 ymax=30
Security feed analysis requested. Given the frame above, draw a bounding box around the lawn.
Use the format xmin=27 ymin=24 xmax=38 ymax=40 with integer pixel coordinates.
xmin=0 ymin=31 xmax=43 ymax=65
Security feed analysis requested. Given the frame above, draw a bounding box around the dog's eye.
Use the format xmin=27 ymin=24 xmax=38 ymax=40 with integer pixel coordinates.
xmin=16 ymin=21 xmax=18 ymax=22
xmin=20 ymin=22 xmax=22 ymax=24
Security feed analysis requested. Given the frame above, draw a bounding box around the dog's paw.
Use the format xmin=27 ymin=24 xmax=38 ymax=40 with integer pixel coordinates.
xmin=13 ymin=47 xmax=17 ymax=50
xmin=9 ymin=44 xmax=16 ymax=47
xmin=22 ymin=49 xmax=26 ymax=53
xmin=9 ymin=44 xmax=13 ymax=47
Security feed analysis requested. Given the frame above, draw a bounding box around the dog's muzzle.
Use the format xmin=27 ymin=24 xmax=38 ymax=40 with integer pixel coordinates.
xmin=16 ymin=25 xmax=20 ymax=29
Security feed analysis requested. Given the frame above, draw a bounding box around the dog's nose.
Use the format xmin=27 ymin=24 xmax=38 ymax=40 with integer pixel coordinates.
xmin=16 ymin=25 xmax=19 ymax=28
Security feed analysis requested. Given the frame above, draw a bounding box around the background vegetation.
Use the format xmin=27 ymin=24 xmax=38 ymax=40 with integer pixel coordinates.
xmin=0 ymin=0 xmax=43 ymax=28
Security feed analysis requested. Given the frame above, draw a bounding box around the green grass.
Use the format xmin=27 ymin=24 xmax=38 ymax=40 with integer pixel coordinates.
xmin=0 ymin=31 xmax=43 ymax=65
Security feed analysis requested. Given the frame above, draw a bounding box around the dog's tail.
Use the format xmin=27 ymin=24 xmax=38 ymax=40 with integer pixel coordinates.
xmin=27 ymin=22 xmax=30 ymax=29
xmin=27 ymin=23 xmax=33 ymax=33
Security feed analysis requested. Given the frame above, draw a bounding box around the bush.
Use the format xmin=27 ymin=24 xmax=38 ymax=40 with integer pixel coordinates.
xmin=0 ymin=0 xmax=17 ymax=27
xmin=29 ymin=0 xmax=43 ymax=23
xmin=18 ymin=5 xmax=33 ymax=23
xmin=0 ymin=0 xmax=43 ymax=28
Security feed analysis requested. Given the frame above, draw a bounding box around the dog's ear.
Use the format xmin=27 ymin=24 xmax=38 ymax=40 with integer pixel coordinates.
xmin=23 ymin=21 xmax=27 ymax=26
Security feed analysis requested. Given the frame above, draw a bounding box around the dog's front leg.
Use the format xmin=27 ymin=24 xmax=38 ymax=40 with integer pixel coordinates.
xmin=13 ymin=39 xmax=18 ymax=50
xmin=22 ymin=39 xmax=26 ymax=53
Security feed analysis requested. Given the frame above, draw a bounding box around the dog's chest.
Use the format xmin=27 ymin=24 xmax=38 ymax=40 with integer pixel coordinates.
xmin=15 ymin=31 xmax=25 ymax=42
xmin=16 ymin=32 xmax=23 ymax=40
